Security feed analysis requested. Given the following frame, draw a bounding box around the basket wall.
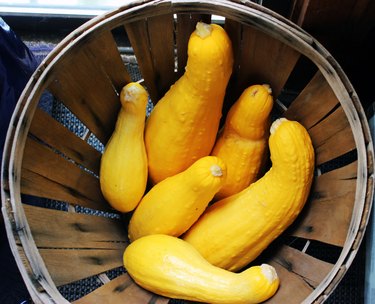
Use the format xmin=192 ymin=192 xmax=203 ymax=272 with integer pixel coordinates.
xmin=1 ymin=1 xmax=374 ymax=303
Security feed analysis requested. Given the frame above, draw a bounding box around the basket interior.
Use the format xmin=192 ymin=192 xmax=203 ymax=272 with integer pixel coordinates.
xmin=1 ymin=1 xmax=373 ymax=303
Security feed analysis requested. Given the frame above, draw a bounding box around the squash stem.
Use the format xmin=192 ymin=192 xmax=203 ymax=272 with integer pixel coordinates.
xmin=262 ymin=84 xmax=272 ymax=94
xmin=210 ymin=164 xmax=223 ymax=177
xmin=260 ymin=264 xmax=278 ymax=284
xmin=270 ymin=117 xmax=287 ymax=135
xmin=195 ymin=22 xmax=213 ymax=39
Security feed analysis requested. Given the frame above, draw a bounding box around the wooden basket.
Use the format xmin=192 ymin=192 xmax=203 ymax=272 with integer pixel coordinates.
xmin=1 ymin=0 xmax=374 ymax=303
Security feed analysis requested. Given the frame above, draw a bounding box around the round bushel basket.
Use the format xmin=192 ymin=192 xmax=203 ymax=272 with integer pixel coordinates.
xmin=1 ymin=0 xmax=374 ymax=303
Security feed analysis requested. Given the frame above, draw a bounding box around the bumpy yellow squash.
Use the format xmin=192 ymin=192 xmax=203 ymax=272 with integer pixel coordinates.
xmin=211 ymin=84 xmax=273 ymax=199
xmin=128 ymin=156 xmax=226 ymax=241
xmin=145 ymin=22 xmax=233 ymax=184
xmin=124 ymin=234 xmax=279 ymax=304
xmin=184 ymin=118 xmax=315 ymax=271
xmin=100 ymin=82 xmax=148 ymax=212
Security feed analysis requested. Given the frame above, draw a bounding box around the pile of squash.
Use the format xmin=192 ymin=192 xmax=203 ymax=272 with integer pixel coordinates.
xmin=100 ymin=21 xmax=315 ymax=304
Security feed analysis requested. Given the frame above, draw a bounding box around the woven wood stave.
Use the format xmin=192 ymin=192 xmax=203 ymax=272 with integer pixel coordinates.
xmin=1 ymin=1 xmax=374 ymax=303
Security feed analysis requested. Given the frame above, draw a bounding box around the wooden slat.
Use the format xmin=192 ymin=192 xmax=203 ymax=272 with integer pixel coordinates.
xmin=320 ymin=160 xmax=358 ymax=180
xmin=73 ymin=274 xmax=169 ymax=304
xmin=229 ymin=24 xmax=300 ymax=102
xmin=85 ymin=30 xmax=132 ymax=92
xmin=311 ymin=175 xmax=357 ymax=201
xmin=284 ymin=70 xmax=340 ymax=128
xmin=222 ymin=19 xmax=243 ymax=117
xmin=290 ymin=178 xmax=356 ymax=246
xmin=270 ymin=245 xmax=333 ymax=288
xmin=125 ymin=20 xmax=159 ymax=103
xmin=125 ymin=14 xmax=176 ymax=104
xmin=23 ymin=204 xmax=127 ymax=249
xmin=266 ymin=261 xmax=313 ymax=303
xmin=224 ymin=18 xmax=241 ymax=74
xmin=48 ymin=42 xmax=121 ymax=144
xmin=21 ymin=169 xmax=110 ymax=211
xmin=39 ymin=248 xmax=124 ymax=286
xmin=308 ymin=107 xmax=356 ymax=165
xmin=29 ymin=108 xmax=102 ymax=175
xmin=290 ymin=0 xmax=374 ymax=43
xmin=147 ymin=14 xmax=176 ymax=97
xmin=176 ymin=13 xmax=211 ymax=77
xmin=22 ymin=138 xmax=109 ymax=211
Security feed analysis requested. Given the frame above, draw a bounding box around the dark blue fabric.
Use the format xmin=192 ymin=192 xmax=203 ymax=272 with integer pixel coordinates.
xmin=0 ymin=18 xmax=38 ymax=304
xmin=0 ymin=17 xmax=38 ymax=164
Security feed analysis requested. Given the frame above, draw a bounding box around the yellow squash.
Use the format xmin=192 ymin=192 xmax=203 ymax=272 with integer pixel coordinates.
xmin=128 ymin=156 xmax=226 ymax=242
xmin=124 ymin=234 xmax=279 ymax=304
xmin=184 ymin=118 xmax=315 ymax=271
xmin=100 ymin=82 xmax=148 ymax=212
xmin=145 ymin=21 xmax=233 ymax=184
xmin=211 ymin=84 xmax=273 ymax=199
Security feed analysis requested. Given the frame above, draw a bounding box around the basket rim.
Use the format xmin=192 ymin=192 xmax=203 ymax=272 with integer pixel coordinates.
xmin=1 ymin=0 xmax=374 ymax=303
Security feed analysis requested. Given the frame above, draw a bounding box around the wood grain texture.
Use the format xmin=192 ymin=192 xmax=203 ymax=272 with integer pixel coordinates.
xmin=125 ymin=20 xmax=160 ymax=104
xmin=21 ymin=169 xmax=110 ymax=212
xmin=284 ymin=70 xmax=340 ymax=129
xmin=290 ymin=0 xmax=375 ymax=43
xmin=290 ymin=175 xmax=356 ymax=246
xmin=227 ymin=23 xmax=300 ymax=103
xmin=39 ymin=248 xmax=124 ymax=286
xmin=270 ymin=245 xmax=333 ymax=288
xmin=85 ymin=30 xmax=132 ymax=93
xmin=147 ymin=14 xmax=176 ymax=97
xmin=265 ymin=261 xmax=314 ymax=303
xmin=21 ymin=137 xmax=109 ymax=211
xmin=308 ymin=107 xmax=356 ymax=165
xmin=29 ymin=108 xmax=102 ymax=175
xmin=319 ymin=160 xmax=358 ymax=180
xmin=23 ymin=204 xmax=127 ymax=249
xmin=73 ymin=274 xmax=169 ymax=304
xmin=125 ymin=14 xmax=176 ymax=104
xmin=47 ymin=31 xmax=127 ymax=145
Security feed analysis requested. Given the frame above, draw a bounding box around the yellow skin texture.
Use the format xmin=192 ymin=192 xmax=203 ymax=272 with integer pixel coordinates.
xmin=184 ymin=118 xmax=315 ymax=271
xmin=123 ymin=234 xmax=280 ymax=304
xmin=211 ymin=84 xmax=273 ymax=200
xmin=145 ymin=22 xmax=233 ymax=184
xmin=128 ymin=156 xmax=226 ymax=242
xmin=99 ymin=82 xmax=148 ymax=213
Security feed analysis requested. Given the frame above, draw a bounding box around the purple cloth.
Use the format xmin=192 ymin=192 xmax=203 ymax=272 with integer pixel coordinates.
xmin=0 ymin=17 xmax=38 ymax=163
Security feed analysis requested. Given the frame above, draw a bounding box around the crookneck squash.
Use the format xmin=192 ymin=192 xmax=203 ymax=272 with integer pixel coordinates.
xmin=145 ymin=21 xmax=233 ymax=184
xmin=100 ymin=82 xmax=148 ymax=213
xmin=184 ymin=118 xmax=315 ymax=271
xmin=211 ymin=84 xmax=273 ymax=199
xmin=128 ymin=156 xmax=226 ymax=242
xmin=124 ymin=234 xmax=279 ymax=304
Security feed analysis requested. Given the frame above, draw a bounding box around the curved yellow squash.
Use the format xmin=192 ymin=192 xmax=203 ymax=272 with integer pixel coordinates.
xmin=211 ymin=84 xmax=273 ymax=199
xmin=99 ymin=82 xmax=148 ymax=212
xmin=145 ymin=22 xmax=233 ymax=184
xmin=124 ymin=234 xmax=279 ymax=304
xmin=128 ymin=156 xmax=226 ymax=242
xmin=184 ymin=118 xmax=315 ymax=271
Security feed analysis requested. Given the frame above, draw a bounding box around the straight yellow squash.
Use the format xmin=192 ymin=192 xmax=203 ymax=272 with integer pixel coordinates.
xmin=211 ymin=84 xmax=273 ymax=199
xmin=128 ymin=156 xmax=226 ymax=242
xmin=184 ymin=118 xmax=315 ymax=271
xmin=145 ymin=22 xmax=233 ymax=184
xmin=123 ymin=234 xmax=279 ymax=304
xmin=99 ymin=82 xmax=148 ymax=212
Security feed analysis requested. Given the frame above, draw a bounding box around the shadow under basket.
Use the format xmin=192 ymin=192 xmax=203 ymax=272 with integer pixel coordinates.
xmin=1 ymin=1 xmax=374 ymax=303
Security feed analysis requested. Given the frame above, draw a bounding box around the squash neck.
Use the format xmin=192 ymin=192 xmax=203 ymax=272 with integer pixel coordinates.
xmin=116 ymin=107 xmax=146 ymax=135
